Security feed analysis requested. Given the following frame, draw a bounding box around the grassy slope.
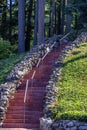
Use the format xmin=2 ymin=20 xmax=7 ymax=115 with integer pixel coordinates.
xmin=52 ymin=42 xmax=87 ymax=121
xmin=0 ymin=54 xmax=24 ymax=83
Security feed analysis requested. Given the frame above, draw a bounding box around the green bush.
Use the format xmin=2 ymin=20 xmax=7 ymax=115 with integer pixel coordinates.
xmin=0 ymin=53 xmax=24 ymax=83
xmin=55 ymin=111 xmax=87 ymax=121
xmin=0 ymin=38 xmax=17 ymax=59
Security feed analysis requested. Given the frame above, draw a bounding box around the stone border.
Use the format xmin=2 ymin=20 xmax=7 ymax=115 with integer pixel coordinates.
xmin=40 ymin=32 xmax=87 ymax=130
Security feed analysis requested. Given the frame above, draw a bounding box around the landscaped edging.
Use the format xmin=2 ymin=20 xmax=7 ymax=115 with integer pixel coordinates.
xmin=40 ymin=32 xmax=87 ymax=130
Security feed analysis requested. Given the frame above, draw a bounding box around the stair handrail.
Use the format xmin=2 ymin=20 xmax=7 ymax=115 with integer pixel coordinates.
xmin=24 ymin=80 xmax=29 ymax=103
xmin=59 ymin=32 xmax=71 ymax=45
xmin=42 ymin=41 xmax=57 ymax=61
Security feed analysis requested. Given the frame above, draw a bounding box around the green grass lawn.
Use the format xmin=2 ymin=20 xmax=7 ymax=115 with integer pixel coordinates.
xmin=51 ymin=42 xmax=87 ymax=121
xmin=0 ymin=54 xmax=24 ymax=83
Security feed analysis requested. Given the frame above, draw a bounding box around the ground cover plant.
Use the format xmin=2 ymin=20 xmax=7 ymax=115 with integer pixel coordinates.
xmin=0 ymin=39 xmax=25 ymax=83
xmin=0 ymin=54 xmax=24 ymax=83
xmin=52 ymin=42 xmax=87 ymax=121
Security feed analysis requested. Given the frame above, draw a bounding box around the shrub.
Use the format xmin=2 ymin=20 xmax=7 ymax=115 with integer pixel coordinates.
xmin=0 ymin=38 xmax=17 ymax=59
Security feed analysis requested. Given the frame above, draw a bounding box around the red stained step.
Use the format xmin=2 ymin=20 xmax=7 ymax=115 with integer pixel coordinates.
xmin=3 ymin=123 xmax=40 ymax=128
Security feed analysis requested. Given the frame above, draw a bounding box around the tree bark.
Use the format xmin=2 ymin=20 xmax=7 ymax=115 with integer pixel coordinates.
xmin=66 ymin=14 xmax=72 ymax=33
xmin=61 ymin=0 xmax=65 ymax=34
xmin=38 ymin=0 xmax=45 ymax=44
xmin=33 ymin=0 xmax=38 ymax=46
xmin=25 ymin=0 xmax=34 ymax=51
xmin=65 ymin=0 xmax=72 ymax=33
xmin=1 ymin=5 xmax=7 ymax=39
xmin=56 ymin=0 xmax=61 ymax=34
xmin=50 ymin=0 xmax=55 ymax=36
xmin=9 ymin=0 xmax=12 ymax=43
xmin=18 ymin=0 xmax=25 ymax=53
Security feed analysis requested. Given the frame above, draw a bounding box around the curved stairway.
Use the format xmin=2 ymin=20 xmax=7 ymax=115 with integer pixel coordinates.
xmin=3 ymin=44 xmax=66 ymax=129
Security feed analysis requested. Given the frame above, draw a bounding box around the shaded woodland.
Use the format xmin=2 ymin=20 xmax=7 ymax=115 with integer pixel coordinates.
xmin=0 ymin=0 xmax=87 ymax=54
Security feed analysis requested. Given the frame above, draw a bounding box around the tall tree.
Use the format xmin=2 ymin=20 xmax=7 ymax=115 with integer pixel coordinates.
xmin=18 ymin=0 xmax=25 ymax=53
xmin=65 ymin=0 xmax=72 ymax=33
xmin=25 ymin=0 xmax=34 ymax=51
xmin=38 ymin=0 xmax=45 ymax=44
xmin=56 ymin=0 xmax=61 ymax=34
xmin=9 ymin=0 xmax=12 ymax=43
xmin=50 ymin=0 xmax=56 ymax=36
xmin=1 ymin=0 xmax=7 ymax=39
xmin=61 ymin=0 xmax=65 ymax=34
xmin=33 ymin=0 xmax=38 ymax=46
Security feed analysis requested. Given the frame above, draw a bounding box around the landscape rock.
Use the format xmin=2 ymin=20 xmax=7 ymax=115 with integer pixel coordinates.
xmin=40 ymin=117 xmax=53 ymax=130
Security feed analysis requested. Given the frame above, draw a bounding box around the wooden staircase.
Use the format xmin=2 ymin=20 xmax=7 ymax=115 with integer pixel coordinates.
xmin=3 ymin=45 xmax=65 ymax=129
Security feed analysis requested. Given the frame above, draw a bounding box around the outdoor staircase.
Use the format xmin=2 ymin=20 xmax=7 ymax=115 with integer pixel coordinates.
xmin=3 ymin=44 xmax=66 ymax=129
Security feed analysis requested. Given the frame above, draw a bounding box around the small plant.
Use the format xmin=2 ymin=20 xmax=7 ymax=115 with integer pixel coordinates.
xmin=0 ymin=54 xmax=24 ymax=83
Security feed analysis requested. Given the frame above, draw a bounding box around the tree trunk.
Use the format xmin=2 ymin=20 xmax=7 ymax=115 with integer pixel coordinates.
xmin=55 ymin=1 xmax=57 ymax=34
xmin=56 ymin=0 xmax=61 ymax=34
xmin=38 ymin=0 xmax=45 ymax=44
xmin=66 ymin=14 xmax=72 ymax=33
xmin=50 ymin=0 xmax=55 ymax=36
xmin=65 ymin=0 xmax=72 ymax=33
xmin=18 ymin=0 xmax=25 ymax=53
xmin=33 ymin=0 xmax=38 ymax=46
xmin=74 ymin=13 xmax=78 ymax=29
xmin=1 ymin=5 xmax=7 ymax=39
xmin=25 ymin=0 xmax=34 ymax=51
xmin=9 ymin=0 xmax=12 ymax=43
xmin=61 ymin=0 xmax=65 ymax=34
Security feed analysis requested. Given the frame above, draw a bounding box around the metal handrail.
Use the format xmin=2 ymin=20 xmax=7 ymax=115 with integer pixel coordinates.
xmin=59 ymin=32 xmax=70 ymax=45
xmin=24 ymin=80 xmax=29 ymax=103
xmin=42 ymin=42 xmax=57 ymax=61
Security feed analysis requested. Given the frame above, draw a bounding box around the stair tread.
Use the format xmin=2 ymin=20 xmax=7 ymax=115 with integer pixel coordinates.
xmin=3 ymin=122 xmax=40 ymax=128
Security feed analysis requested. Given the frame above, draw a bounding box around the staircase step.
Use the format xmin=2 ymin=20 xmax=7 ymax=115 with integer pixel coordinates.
xmin=3 ymin=123 xmax=40 ymax=128
xmin=0 ymin=128 xmax=40 ymax=130
xmin=6 ymin=114 xmax=42 ymax=120
xmin=6 ymin=114 xmax=41 ymax=120
xmin=4 ymin=119 xmax=40 ymax=123
xmin=17 ymin=88 xmax=46 ymax=92
xmin=6 ymin=111 xmax=43 ymax=115
xmin=8 ymin=103 xmax=43 ymax=107
xmin=8 ymin=107 xmax=43 ymax=111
